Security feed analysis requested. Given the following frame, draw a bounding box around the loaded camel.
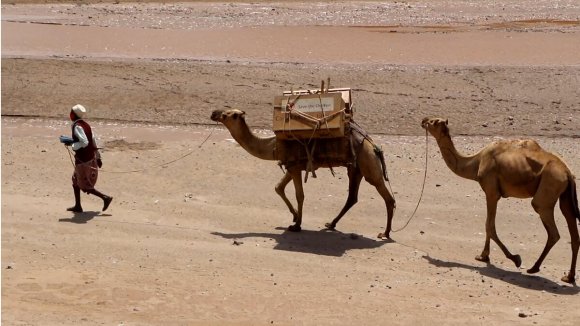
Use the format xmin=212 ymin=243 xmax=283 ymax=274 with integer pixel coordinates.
xmin=422 ymin=117 xmax=580 ymax=283
xmin=210 ymin=109 xmax=396 ymax=238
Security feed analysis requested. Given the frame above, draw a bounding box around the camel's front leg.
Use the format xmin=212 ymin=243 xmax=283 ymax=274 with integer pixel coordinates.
xmin=289 ymin=169 xmax=304 ymax=232
xmin=275 ymin=171 xmax=299 ymax=223
xmin=476 ymin=193 xmax=521 ymax=267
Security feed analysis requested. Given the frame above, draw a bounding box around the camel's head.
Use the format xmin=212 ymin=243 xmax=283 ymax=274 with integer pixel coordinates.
xmin=421 ymin=117 xmax=449 ymax=139
xmin=210 ymin=109 xmax=246 ymax=124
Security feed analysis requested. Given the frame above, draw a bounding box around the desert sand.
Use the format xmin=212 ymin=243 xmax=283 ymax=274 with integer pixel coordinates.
xmin=2 ymin=1 xmax=580 ymax=325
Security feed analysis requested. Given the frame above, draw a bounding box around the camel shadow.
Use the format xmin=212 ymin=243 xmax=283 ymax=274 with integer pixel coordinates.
xmin=58 ymin=211 xmax=106 ymax=224
xmin=212 ymin=227 xmax=392 ymax=257
xmin=422 ymin=255 xmax=579 ymax=295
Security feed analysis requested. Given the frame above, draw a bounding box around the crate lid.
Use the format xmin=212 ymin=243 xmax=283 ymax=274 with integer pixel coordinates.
xmin=282 ymin=88 xmax=352 ymax=105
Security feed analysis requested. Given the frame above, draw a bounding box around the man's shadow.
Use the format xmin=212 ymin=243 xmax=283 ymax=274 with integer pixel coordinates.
xmin=59 ymin=211 xmax=110 ymax=224
xmin=212 ymin=226 xmax=393 ymax=257
xmin=423 ymin=255 xmax=579 ymax=294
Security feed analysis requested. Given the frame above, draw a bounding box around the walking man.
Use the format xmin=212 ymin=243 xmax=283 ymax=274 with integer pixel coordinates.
xmin=65 ymin=104 xmax=113 ymax=213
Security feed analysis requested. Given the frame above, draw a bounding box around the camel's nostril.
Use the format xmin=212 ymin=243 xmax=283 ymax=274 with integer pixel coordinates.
xmin=210 ymin=110 xmax=224 ymax=121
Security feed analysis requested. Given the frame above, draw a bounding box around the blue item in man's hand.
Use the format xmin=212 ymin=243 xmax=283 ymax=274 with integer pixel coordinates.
xmin=59 ymin=135 xmax=74 ymax=145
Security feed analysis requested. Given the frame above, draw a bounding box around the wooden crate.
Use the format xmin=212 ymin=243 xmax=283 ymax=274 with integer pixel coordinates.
xmin=282 ymin=88 xmax=352 ymax=111
xmin=273 ymin=92 xmax=348 ymax=140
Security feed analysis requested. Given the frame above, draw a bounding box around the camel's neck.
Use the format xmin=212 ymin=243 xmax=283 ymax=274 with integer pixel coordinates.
xmin=225 ymin=120 xmax=277 ymax=161
xmin=435 ymin=135 xmax=480 ymax=181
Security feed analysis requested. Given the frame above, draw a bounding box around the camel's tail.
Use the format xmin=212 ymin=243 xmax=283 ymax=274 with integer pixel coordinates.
xmin=373 ymin=144 xmax=388 ymax=181
xmin=560 ymin=175 xmax=580 ymax=224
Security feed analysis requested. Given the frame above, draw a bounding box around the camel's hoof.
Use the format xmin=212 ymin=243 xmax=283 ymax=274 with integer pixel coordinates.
xmin=527 ymin=266 xmax=540 ymax=274
xmin=324 ymin=223 xmax=335 ymax=230
xmin=288 ymin=225 xmax=301 ymax=232
xmin=377 ymin=232 xmax=390 ymax=240
xmin=510 ymin=254 xmax=522 ymax=268
xmin=561 ymin=275 xmax=576 ymax=284
xmin=475 ymin=255 xmax=490 ymax=263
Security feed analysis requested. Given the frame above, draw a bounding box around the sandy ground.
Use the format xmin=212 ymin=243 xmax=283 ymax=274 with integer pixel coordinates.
xmin=2 ymin=1 xmax=580 ymax=325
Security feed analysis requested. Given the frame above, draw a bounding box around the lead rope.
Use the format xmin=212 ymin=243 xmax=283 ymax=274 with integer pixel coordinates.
xmin=391 ymin=129 xmax=429 ymax=233
xmin=64 ymin=123 xmax=218 ymax=173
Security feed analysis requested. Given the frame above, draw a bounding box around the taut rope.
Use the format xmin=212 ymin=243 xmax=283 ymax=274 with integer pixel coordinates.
xmin=64 ymin=122 xmax=218 ymax=174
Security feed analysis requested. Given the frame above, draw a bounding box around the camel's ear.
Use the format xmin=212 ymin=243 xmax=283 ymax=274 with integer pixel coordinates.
xmin=232 ymin=111 xmax=246 ymax=120
xmin=445 ymin=119 xmax=448 ymax=126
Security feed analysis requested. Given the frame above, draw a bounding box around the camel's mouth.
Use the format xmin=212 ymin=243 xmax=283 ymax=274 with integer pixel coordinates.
xmin=210 ymin=110 xmax=224 ymax=122
xmin=421 ymin=117 xmax=430 ymax=129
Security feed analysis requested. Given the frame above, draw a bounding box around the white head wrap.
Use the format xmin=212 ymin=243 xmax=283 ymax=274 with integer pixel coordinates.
xmin=71 ymin=104 xmax=87 ymax=118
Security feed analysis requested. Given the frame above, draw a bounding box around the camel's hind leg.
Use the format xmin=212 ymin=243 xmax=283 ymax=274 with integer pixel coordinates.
xmin=476 ymin=192 xmax=522 ymax=267
xmin=527 ymin=208 xmax=560 ymax=275
xmin=558 ymin=179 xmax=579 ymax=283
xmin=375 ymin=180 xmax=396 ymax=239
xmin=275 ymin=169 xmax=303 ymax=231
xmin=560 ymin=200 xmax=579 ymax=283
xmin=527 ymin=176 xmax=567 ymax=278
xmin=325 ymin=166 xmax=363 ymax=230
xmin=527 ymin=164 xmax=572 ymax=277
xmin=351 ymin=142 xmax=396 ymax=239
xmin=359 ymin=169 xmax=396 ymax=239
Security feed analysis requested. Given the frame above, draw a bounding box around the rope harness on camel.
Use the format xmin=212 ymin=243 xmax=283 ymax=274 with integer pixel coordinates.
xmin=279 ymin=92 xmax=349 ymax=182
